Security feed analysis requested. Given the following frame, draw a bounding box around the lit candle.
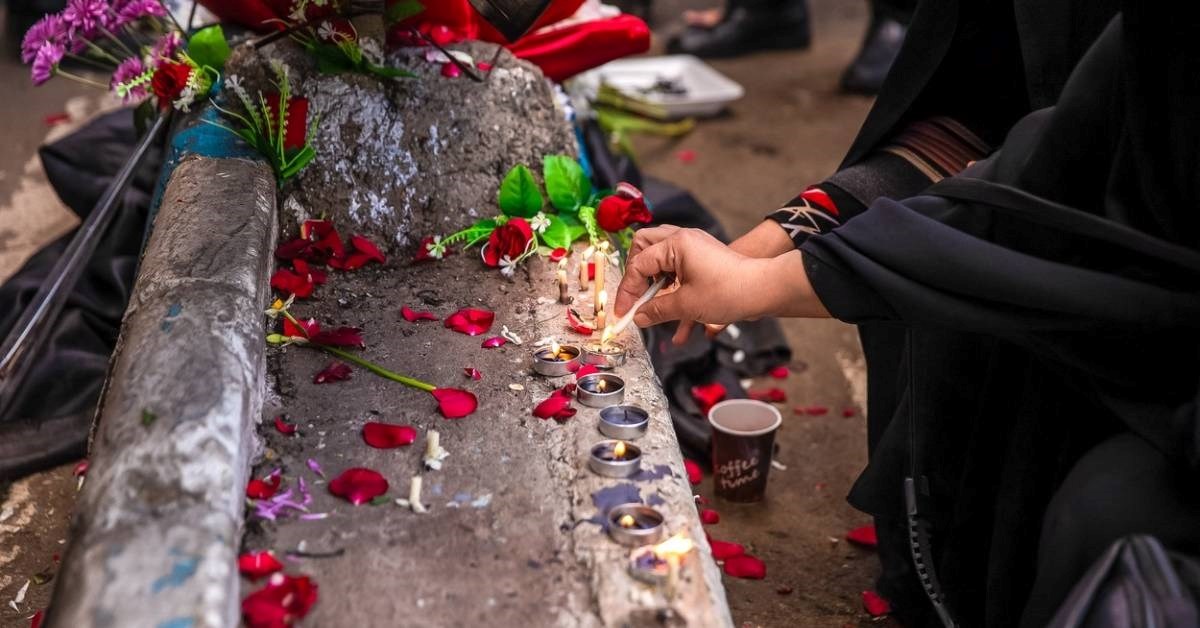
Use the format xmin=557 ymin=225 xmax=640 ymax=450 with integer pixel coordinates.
xmin=595 ymin=290 xmax=608 ymax=330
xmin=557 ymin=259 xmax=569 ymax=305
xmin=619 ymin=514 xmax=636 ymax=528
xmin=593 ymin=242 xmax=608 ymax=315
xmin=579 ymin=246 xmax=594 ymax=292
xmin=613 ymin=440 xmax=626 ymax=459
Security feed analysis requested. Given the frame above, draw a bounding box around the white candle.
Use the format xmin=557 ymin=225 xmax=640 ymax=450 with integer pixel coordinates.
xmin=594 ymin=242 xmax=608 ymax=316
xmin=557 ymin=259 xmax=569 ymax=304
xmin=596 ymin=289 xmax=607 ymax=330
xmin=579 ymin=245 xmax=594 ymax=292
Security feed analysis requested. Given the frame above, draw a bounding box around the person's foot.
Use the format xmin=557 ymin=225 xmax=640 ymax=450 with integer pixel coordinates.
xmin=667 ymin=1 xmax=811 ymax=58
xmin=839 ymin=16 xmax=906 ymax=95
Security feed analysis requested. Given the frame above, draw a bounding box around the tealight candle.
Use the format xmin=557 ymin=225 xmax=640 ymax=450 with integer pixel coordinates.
xmin=532 ymin=341 xmax=581 ymax=377
xmin=588 ymin=439 xmax=641 ymax=477
xmin=598 ymin=405 xmax=649 ymax=440
xmin=577 ymin=373 xmax=625 ymax=407
xmin=606 ymin=503 xmax=665 ymax=546
xmin=629 ymin=533 xmax=695 ymax=590
xmin=582 ymin=340 xmax=627 ymax=369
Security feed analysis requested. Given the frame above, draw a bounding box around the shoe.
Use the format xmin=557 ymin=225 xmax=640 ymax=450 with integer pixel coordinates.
xmin=840 ymin=16 xmax=906 ymax=95
xmin=666 ymin=1 xmax=812 ymax=59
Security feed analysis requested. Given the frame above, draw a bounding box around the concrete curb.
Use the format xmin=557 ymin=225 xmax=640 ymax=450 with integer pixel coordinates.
xmin=46 ymin=155 xmax=276 ymax=628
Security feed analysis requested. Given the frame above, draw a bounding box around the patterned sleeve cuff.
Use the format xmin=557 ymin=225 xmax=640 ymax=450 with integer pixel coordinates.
xmin=766 ymin=186 xmax=844 ymax=247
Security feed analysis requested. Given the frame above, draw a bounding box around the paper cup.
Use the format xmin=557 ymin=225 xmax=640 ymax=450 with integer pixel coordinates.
xmin=707 ymin=399 xmax=782 ymax=502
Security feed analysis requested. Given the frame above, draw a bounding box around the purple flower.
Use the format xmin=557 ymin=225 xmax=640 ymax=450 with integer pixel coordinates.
xmin=31 ymin=41 xmax=64 ymax=86
xmin=114 ymin=0 xmax=166 ymax=27
xmin=110 ymin=56 xmax=149 ymax=102
xmin=148 ymin=30 xmax=182 ymax=66
xmin=21 ymin=14 xmax=65 ymax=64
xmin=61 ymin=0 xmax=108 ymax=38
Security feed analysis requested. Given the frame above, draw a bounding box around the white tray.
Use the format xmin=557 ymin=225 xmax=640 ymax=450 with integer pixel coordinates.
xmin=575 ymin=55 xmax=745 ymax=119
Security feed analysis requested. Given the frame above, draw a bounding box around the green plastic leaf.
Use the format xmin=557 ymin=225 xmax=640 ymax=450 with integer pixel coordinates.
xmin=540 ymin=214 xmax=587 ymax=250
xmin=578 ymin=206 xmax=601 ymax=243
xmin=497 ymin=164 xmax=543 ymax=217
xmin=543 ymin=155 xmax=590 ymax=212
xmin=386 ymin=0 xmax=425 ymax=23
xmin=188 ymin=25 xmax=231 ymax=72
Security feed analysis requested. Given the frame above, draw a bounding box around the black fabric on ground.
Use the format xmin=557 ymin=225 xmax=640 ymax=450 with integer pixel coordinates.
xmin=800 ymin=8 xmax=1200 ymax=627
xmin=581 ymin=121 xmax=792 ymax=461
xmin=0 ymin=109 xmax=161 ymax=480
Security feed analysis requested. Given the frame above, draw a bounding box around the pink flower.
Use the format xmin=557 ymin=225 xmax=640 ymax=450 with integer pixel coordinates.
xmin=62 ymin=0 xmax=108 ymax=38
xmin=114 ymin=0 xmax=166 ymax=27
xmin=110 ymin=56 xmax=149 ymax=103
xmin=31 ymin=42 xmax=64 ymax=86
xmin=21 ymin=15 xmax=65 ymax=64
xmin=148 ymin=31 xmax=182 ymax=66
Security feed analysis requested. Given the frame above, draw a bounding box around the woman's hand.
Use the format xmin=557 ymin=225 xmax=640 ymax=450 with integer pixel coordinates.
xmin=614 ymin=227 xmax=767 ymax=344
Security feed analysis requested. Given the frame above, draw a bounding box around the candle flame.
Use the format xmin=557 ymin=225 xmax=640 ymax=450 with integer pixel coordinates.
xmin=600 ymin=326 xmax=613 ymax=346
xmin=654 ymin=532 xmax=694 ymax=559
xmin=598 ymin=289 xmax=608 ymax=309
xmin=597 ymin=379 xmax=608 ymax=392
xmin=550 ymin=340 xmax=561 ymax=356
xmin=558 ymin=259 xmax=568 ymax=270
xmin=613 ymin=441 xmax=627 ymax=459
xmin=618 ymin=514 xmax=636 ymax=528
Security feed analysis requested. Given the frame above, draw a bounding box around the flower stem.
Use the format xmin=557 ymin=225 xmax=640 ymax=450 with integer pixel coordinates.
xmin=100 ymin=27 xmax=137 ymax=58
xmin=317 ymin=346 xmax=437 ymax=393
xmin=156 ymin=0 xmax=188 ymax=34
xmin=55 ymin=68 xmax=111 ymax=90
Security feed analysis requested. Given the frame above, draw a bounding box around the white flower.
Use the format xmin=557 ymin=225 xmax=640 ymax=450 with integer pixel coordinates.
xmin=499 ymin=255 xmax=517 ymax=277
xmin=427 ymin=235 xmax=445 ymax=260
xmin=530 ymin=212 xmax=551 ymax=234
xmin=317 ymin=21 xmax=335 ymax=41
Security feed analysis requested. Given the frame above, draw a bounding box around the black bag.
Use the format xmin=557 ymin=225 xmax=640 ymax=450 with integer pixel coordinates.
xmin=1048 ymin=535 xmax=1200 ymax=628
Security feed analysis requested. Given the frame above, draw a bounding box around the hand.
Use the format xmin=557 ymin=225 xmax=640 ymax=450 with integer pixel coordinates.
xmin=706 ymin=221 xmax=795 ymax=339
xmin=615 ymin=227 xmax=775 ymax=344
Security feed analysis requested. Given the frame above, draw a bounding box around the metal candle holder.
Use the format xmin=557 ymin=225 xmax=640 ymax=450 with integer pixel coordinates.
xmin=588 ymin=439 xmax=642 ymax=477
xmin=532 ymin=344 xmax=581 ymax=377
xmin=606 ymin=503 xmax=665 ymax=546
xmin=598 ymin=405 xmax=649 ymax=440
xmin=577 ymin=373 xmax=625 ymax=408
xmin=582 ymin=342 xmax=627 ymax=369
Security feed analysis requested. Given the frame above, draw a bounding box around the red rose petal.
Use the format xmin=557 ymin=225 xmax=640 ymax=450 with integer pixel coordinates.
xmin=72 ymin=460 xmax=89 ymax=477
xmin=794 ymin=405 xmax=829 ymax=416
xmin=362 ymin=422 xmax=418 ymax=448
xmin=842 ymin=407 xmax=857 ymax=417
xmin=554 ymin=383 xmax=577 ymax=398
xmin=700 ymin=508 xmax=720 ymax=525
xmin=566 ymin=308 xmax=593 ymax=335
xmin=29 ymin=610 xmax=44 ymax=628
xmin=707 ymin=536 xmax=745 ymax=560
xmin=769 ymin=365 xmax=790 ymax=379
xmin=748 ymin=388 xmax=787 ymax=403
xmin=846 ymin=524 xmax=878 ymax=549
xmin=401 ymin=306 xmax=438 ymax=322
xmin=476 ymin=61 xmax=493 ymax=72
xmin=548 ymin=247 xmax=567 ymax=262
xmin=481 ymin=336 xmax=507 ymax=348
xmin=684 ymin=458 xmax=703 ymax=485
xmin=313 ymin=361 xmax=352 ymax=384
xmin=444 ymin=308 xmax=495 ymax=336
xmin=273 ymin=416 xmax=297 ymax=435
xmin=574 ymin=364 xmax=600 ymax=380
xmin=328 ymin=468 xmax=388 ymax=505
xmin=275 ymin=237 xmax=310 ymax=260
xmin=349 ymin=235 xmax=386 ymax=264
xmin=311 ymin=327 xmax=364 ymax=348
xmin=862 ymin=590 xmax=892 ymax=617
xmin=533 ymin=394 xmax=572 ymax=420
xmin=246 ymin=472 xmax=282 ymax=500
xmin=270 ymin=268 xmax=314 ymax=298
xmin=441 ymin=62 xmax=461 ymax=78
xmin=690 ymin=382 xmax=727 ymax=416
xmin=238 ymin=551 xmax=284 ymax=579
xmin=242 ymin=573 xmax=318 ymax=628
xmin=283 ymin=317 xmax=319 ymax=339
xmin=723 ymin=554 xmax=766 ymax=579
xmin=464 ymin=367 xmax=482 ymax=380
xmin=676 ymin=149 xmax=696 ymax=164
xmin=432 ymin=388 xmax=477 ymax=419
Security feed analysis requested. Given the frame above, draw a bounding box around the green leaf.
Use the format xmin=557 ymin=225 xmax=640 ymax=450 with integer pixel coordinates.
xmin=386 ymin=0 xmax=425 ymax=23
xmin=578 ymin=206 xmax=601 ymax=243
xmin=543 ymin=155 xmax=590 ymax=212
xmin=187 ymin=25 xmax=231 ymax=72
xmin=497 ymin=164 xmax=543 ymax=217
xmin=540 ymin=215 xmax=587 ymax=250
xmin=141 ymin=408 xmax=158 ymax=427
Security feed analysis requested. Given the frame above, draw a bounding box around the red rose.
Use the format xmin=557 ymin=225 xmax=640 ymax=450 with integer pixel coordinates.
xmin=597 ymin=182 xmax=652 ymax=232
xmin=482 ymin=218 xmax=533 ymax=267
xmin=151 ymin=61 xmax=193 ymax=109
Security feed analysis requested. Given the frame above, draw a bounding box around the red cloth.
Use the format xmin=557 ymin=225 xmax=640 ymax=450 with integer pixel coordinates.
xmin=197 ymin=0 xmax=649 ymax=82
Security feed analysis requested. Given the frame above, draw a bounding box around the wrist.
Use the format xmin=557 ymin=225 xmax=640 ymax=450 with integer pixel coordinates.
xmin=760 ymin=251 xmax=830 ymax=319
xmin=730 ymin=221 xmax=794 ymax=259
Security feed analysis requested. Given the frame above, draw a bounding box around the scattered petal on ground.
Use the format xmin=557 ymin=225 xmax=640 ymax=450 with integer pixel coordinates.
xmin=574 ymin=364 xmax=600 ymax=380
xmin=444 ymin=308 xmax=495 ymax=336
xmin=769 ymin=365 xmax=790 ymax=379
xmin=795 ymin=405 xmax=830 ymax=416
xmin=401 ymin=306 xmax=438 ymax=322
xmin=842 ymin=407 xmax=857 ymax=417
xmin=862 ymin=590 xmax=892 ymax=617
xmin=238 ymin=551 xmax=283 ymax=580
xmin=566 ymin=308 xmax=593 ymax=334
xmin=328 ymin=468 xmax=388 ymax=505
xmin=246 ymin=472 xmax=282 ymax=500
xmin=723 ymin=554 xmax=766 ymax=579
xmin=481 ymin=336 xmax=507 ymax=348
xmin=362 ymin=422 xmax=418 ymax=449
xmin=707 ymin=536 xmax=745 ymax=560
xmin=311 ymin=327 xmax=364 ymax=347
xmin=432 ymin=388 xmax=478 ymax=419
xmin=273 ymin=416 xmax=298 ymax=435
xmin=242 ymin=573 xmax=318 ymax=628
xmin=846 ymin=524 xmax=878 ymax=549
xmin=684 ymin=459 xmax=703 ymax=485
xmin=700 ymin=509 xmax=720 ymax=525
xmin=691 ymin=382 xmax=727 ymax=416
xmin=464 ymin=367 xmax=482 ymax=380
xmin=313 ymin=362 xmax=352 ymax=384
xmin=748 ymin=388 xmax=787 ymax=403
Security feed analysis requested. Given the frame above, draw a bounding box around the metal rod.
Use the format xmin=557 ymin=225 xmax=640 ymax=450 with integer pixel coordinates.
xmin=0 ymin=114 xmax=169 ymax=419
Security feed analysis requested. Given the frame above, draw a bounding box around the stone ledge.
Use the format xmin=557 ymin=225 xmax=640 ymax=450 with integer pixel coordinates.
xmin=45 ymin=156 xmax=276 ymax=628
